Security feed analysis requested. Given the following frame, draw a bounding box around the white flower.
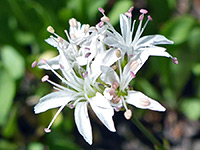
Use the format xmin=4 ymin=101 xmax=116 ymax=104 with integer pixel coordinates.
xmin=34 ymin=23 xmax=120 ymax=144
xmin=100 ymin=65 xmax=165 ymax=119
xmin=103 ymin=7 xmax=178 ymax=64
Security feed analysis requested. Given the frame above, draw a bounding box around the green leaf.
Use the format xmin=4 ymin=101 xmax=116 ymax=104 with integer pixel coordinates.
xmin=180 ymin=98 xmax=200 ymax=121
xmin=28 ymin=142 xmax=44 ymax=150
xmin=1 ymin=46 xmax=25 ymax=80
xmin=2 ymin=105 xmax=18 ymax=138
xmin=188 ymin=27 xmax=200 ymax=50
xmin=161 ymin=16 xmax=195 ymax=44
xmin=108 ymin=0 xmax=133 ymax=25
xmin=87 ymin=0 xmax=108 ymax=22
xmin=0 ymin=69 xmax=16 ymax=125
xmin=192 ymin=63 xmax=200 ymax=76
xmin=0 ymin=140 xmax=17 ymax=150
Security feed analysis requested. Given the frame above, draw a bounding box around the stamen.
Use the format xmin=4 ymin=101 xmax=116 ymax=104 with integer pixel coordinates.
xmin=44 ymin=104 xmax=66 ymax=133
xmin=113 ymin=97 xmax=121 ymax=104
xmin=83 ymin=71 xmax=88 ymax=78
xmin=58 ymin=37 xmax=63 ymax=43
xmin=130 ymin=61 xmax=139 ymax=71
xmin=139 ymin=14 xmax=144 ymax=21
xmin=70 ymin=34 xmax=76 ymax=39
xmin=69 ymin=18 xmax=77 ymax=27
xmin=47 ymin=26 xmax=55 ymax=34
xmin=85 ymin=47 xmax=90 ymax=50
xmin=85 ymin=52 xmax=91 ymax=58
xmin=124 ymin=109 xmax=132 ymax=120
xmin=130 ymin=71 xmax=136 ymax=78
xmin=109 ymin=88 xmax=115 ymax=95
xmin=69 ymin=104 xmax=74 ymax=109
xmin=98 ymin=7 xmax=105 ymax=14
xmin=128 ymin=6 xmax=134 ymax=13
xmin=114 ymin=107 xmax=121 ymax=112
xmin=60 ymin=64 xmax=64 ymax=69
xmin=40 ymin=58 xmax=47 ymax=63
xmin=101 ymin=16 xmax=110 ymax=23
xmin=115 ymin=49 xmax=121 ymax=58
xmin=172 ymin=57 xmax=178 ymax=64
xmin=139 ymin=98 xmax=151 ymax=107
xmin=32 ymin=60 xmax=37 ymax=68
xmin=44 ymin=128 xmax=51 ymax=133
xmin=46 ymin=78 xmax=67 ymax=90
xmin=42 ymin=75 xmax=49 ymax=82
xmin=84 ymin=24 xmax=90 ymax=33
xmin=98 ymin=21 xmax=104 ymax=28
xmin=140 ymin=9 xmax=148 ymax=14
xmin=148 ymin=15 xmax=152 ymax=21
xmin=112 ymin=81 xmax=119 ymax=89
xmin=125 ymin=12 xmax=132 ymax=18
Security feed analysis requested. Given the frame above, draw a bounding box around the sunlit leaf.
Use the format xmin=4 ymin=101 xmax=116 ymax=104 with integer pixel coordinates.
xmin=188 ymin=27 xmax=200 ymax=50
xmin=108 ymin=0 xmax=133 ymax=25
xmin=161 ymin=16 xmax=195 ymax=44
xmin=0 ymin=69 xmax=16 ymax=125
xmin=2 ymin=105 xmax=18 ymax=138
xmin=180 ymin=98 xmax=200 ymax=121
xmin=0 ymin=140 xmax=17 ymax=150
xmin=1 ymin=46 xmax=25 ymax=80
xmin=28 ymin=142 xmax=44 ymax=150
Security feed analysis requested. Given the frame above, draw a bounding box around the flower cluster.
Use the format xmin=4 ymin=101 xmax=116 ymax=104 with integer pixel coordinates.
xmin=33 ymin=6 xmax=178 ymax=145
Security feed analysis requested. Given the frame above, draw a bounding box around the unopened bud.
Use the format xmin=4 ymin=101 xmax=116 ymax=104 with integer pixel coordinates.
xmin=69 ymin=18 xmax=77 ymax=27
xmin=47 ymin=26 xmax=55 ymax=33
xmin=124 ymin=109 xmax=132 ymax=120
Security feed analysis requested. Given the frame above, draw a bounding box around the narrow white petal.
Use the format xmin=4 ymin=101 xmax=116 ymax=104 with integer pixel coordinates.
xmin=38 ymin=56 xmax=60 ymax=70
xmin=136 ymin=35 xmax=174 ymax=49
xmin=89 ymin=92 xmax=116 ymax=132
xmin=126 ymin=91 xmax=166 ymax=112
xmin=90 ymin=48 xmax=120 ymax=81
xmin=100 ymin=66 xmax=119 ymax=86
xmin=34 ymin=90 xmax=73 ymax=114
xmin=75 ymin=102 xmax=92 ymax=145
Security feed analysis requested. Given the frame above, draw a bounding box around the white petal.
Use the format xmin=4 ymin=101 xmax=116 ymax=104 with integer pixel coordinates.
xmin=143 ymin=46 xmax=172 ymax=57
xmin=136 ymin=35 xmax=174 ymax=49
xmin=125 ymin=91 xmax=166 ymax=112
xmin=120 ymin=14 xmax=128 ymax=41
xmin=45 ymin=37 xmax=58 ymax=48
xmin=75 ymin=102 xmax=92 ymax=145
xmin=90 ymin=48 xmax=120 ymax=82
xmin=89 ymin=92 xmax=116 ymax=132
xmin=100 ymin=66 xmax=119 ymax=86
xmin=38 ymin=56 xmax=60 ymax=70
xmin=34 ymin=90 xmax=73 ymax=114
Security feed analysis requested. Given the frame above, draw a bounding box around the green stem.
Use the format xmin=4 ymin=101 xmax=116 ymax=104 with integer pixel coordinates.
xmin=131 ymin=115 xmax=167 ymax=150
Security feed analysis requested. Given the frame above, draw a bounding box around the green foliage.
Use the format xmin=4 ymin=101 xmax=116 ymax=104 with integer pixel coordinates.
xmin=0 ymin=69 xmax=16 ymax=125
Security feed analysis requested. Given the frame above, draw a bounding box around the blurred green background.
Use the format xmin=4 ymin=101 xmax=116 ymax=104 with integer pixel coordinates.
xmin=0 ymin=0 xmax=200 ymax=149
